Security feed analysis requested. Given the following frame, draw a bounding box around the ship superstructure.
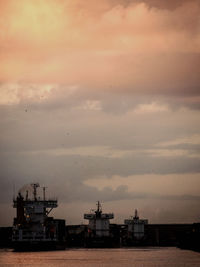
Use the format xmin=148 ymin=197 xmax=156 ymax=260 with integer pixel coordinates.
xmin=84 ymin=201 xmax=114 ymax=247
xmin=12 ymin=183 xmax=65 ymax=250
xmin=124 ymin=209 xmax=148 ymax=245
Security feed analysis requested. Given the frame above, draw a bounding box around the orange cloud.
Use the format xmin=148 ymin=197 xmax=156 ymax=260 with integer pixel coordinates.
xmin=0 ymin=0 xmax=200 ymax=100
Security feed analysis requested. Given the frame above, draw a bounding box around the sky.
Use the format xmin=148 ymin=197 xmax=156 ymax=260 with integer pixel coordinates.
xmin=0 ymin=0 xmax=200 ymax=226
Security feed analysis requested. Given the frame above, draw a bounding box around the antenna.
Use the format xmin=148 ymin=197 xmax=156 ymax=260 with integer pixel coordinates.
xmin=31 ymin=183 xmax=40 ymax=200
xmin=96 ymin=201 xmax=102 ymax=213
xmin=43 ymin=186 xmax=47 ymax=200
xmin=134 ymin=209 xmax=139 ymax=219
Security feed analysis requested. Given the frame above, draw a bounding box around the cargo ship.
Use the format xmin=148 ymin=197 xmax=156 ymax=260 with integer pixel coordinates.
xmin=84 ymin=201 xmax=115 ymax=247
xmin=124 ymin=209 xmax=148 ymax=246
xmin=12 ymin=183 xmax=66 ymax=251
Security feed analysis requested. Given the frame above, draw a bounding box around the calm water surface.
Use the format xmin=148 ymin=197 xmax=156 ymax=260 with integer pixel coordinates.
xmin=1 ymin=247 xmax=200 ymax=267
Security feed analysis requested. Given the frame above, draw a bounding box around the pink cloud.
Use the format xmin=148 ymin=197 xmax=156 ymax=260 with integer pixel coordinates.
xmin=0 ymin=0 xmax=199 ymax=99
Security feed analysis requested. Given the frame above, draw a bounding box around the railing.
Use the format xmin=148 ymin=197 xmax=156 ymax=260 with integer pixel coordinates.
xmin=13 ymin=199 xmax=58 ymax=208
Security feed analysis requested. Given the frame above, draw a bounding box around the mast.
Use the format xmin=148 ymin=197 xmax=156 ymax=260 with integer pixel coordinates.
xmin=95 ymin=201 xmax=102 ymax=218
xmin=134 ymin=209 xmax=139 ymax=220
xmin=31 ymin=183 xmax=39 ymax=201
xmin=43 ymin=186 xmax=47 ymax=201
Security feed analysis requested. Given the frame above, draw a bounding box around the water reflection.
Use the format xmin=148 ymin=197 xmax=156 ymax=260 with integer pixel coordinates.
xmin=0 ymin=248 xmax=200 ymax=267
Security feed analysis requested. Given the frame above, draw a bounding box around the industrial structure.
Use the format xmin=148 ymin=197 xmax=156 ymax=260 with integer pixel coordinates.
xmin=124 ymin=209 xmax=148 ymax=245
xmin=3 ymin=183 xmax=198 ymax=251
xmin=12 ymin=183 xmax=65 ymax=251
xmin=84 ymin=201 xmax=114 ymax=247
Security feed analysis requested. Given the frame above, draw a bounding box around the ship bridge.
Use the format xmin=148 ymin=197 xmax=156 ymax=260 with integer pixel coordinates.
xmin=13 ymin=199 xmax=57 ymax=209
xmin=84 ymin=201 xmax=114 ymax=220
xmin=84 ymin=213 xmax=114 ymax=220
xmin=13 ymin=183 xmax=58 ymax=222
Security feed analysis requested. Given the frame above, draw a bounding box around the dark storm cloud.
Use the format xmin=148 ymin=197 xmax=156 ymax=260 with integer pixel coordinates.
xmin=1 ymin=151 xmax=200 ymax=205
xmin=1 ymin=150 xmax=200 ymax=201
xmin=51 ymin=180 xmax=200 ymax=204
xmin=1 ymin=81 xmax=200 ymax=115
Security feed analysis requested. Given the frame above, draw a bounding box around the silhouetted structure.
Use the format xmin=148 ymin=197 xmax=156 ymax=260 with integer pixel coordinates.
xmin=1 ymin=184 xmax=199 ymax=251
xmin=12 ymin=183 xmax=65 ymax=251
xmin=178 ymin=223 xmax=200 ymax=252
xmin=84 ymin=201 xmax=115 ymax=247
xmin=124 ymin=209 xmax=148 ymax=245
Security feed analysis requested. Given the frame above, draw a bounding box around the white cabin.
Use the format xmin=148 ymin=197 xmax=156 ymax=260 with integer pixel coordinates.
xmin=124 ymin=209 xmax=148 ymax=240
xmin=84 ymin=201 xmax=114 ymax=237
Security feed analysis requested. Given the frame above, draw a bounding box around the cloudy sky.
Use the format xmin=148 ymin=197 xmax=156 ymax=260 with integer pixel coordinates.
xmin=0 ymin=0 xmax=200 ymax=226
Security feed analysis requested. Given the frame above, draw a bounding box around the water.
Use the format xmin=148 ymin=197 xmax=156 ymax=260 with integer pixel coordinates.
xmin=0 ymin=247 xmax=200 ymax=267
